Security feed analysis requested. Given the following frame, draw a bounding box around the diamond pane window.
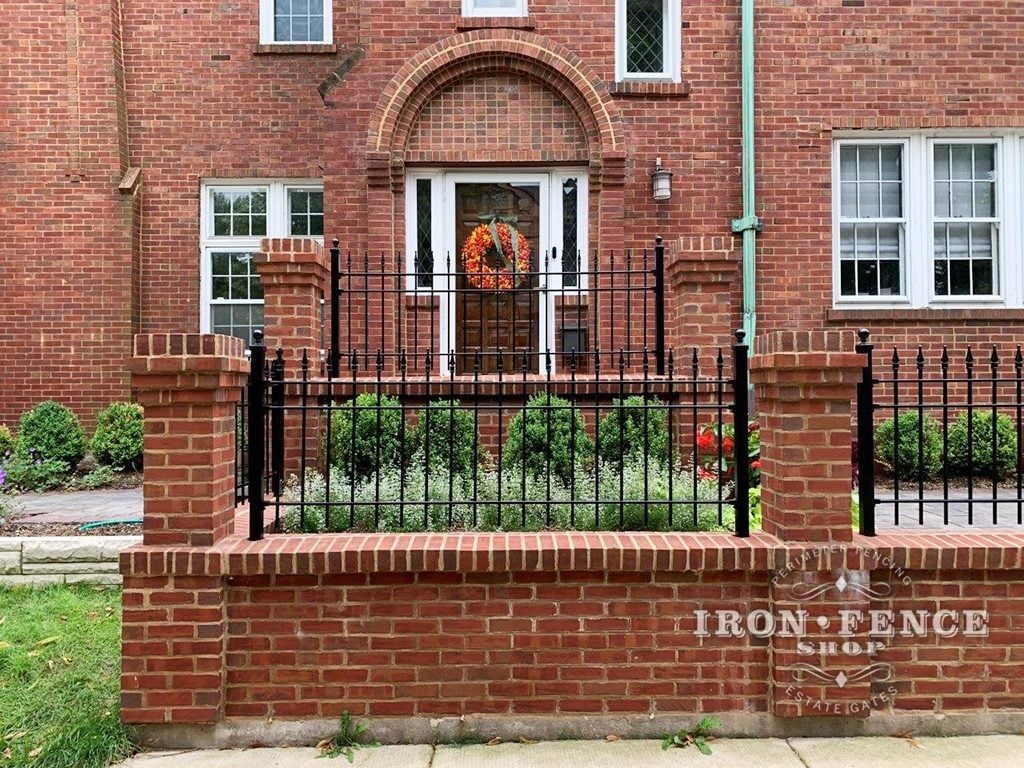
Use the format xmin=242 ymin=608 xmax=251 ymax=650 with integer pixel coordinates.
xmin=837 ymin=144 xmax=905 ymax=297
xmin=626 ymin=0 xmax=666 ymax=75
xmin=932 ymin=143 xmax=998 ymax=297
xmin=561 ymin=178 xmax=580 ymax=287
xmin=289 ymin=190 xmax=324 ymax=236
xmin=414 ymin=179 xmax=433 ymax=288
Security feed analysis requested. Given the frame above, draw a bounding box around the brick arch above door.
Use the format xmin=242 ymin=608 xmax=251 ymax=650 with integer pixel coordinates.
xmin=405 ymin=71 xmax=590 ymax=166
xmin=366 ymin=29 xmax=627 ymax=190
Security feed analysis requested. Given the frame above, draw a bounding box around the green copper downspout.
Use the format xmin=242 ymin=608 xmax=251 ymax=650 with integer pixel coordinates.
xmin=731 ymin=0 xmax=763 ymax=342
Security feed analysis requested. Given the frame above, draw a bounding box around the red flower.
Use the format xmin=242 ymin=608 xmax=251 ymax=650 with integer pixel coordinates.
xmin=751 ymin=459 xmax=761 ymax=470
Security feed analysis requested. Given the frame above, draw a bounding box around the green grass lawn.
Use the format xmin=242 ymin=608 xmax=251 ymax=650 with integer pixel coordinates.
xmin=0 ymin=586 xmax=134 ymax=768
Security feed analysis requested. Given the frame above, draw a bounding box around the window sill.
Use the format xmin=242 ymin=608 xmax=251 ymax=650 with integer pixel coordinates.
xmin=253 ymin=43 xmax=338 ymax=55
xmin=610 ymin=80 xmax=692 ymax=97
xmin=827 ymin=307 xmax=1024 ymax=323
xmin=456 ymin=17 xmax=535 ymax=31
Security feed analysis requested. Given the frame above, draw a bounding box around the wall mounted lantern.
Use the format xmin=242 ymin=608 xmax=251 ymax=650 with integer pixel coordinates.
xmin=651 ymin=157 xmax=673 ymax=201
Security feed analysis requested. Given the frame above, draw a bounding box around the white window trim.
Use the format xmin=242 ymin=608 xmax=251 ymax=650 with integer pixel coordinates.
xmin=461 ymin=0 xmax=527 ymax=18
xmin=258 ymin=0 xmax=333 ymax=45
xmin=199 ymin=179 xmax=324 ymax=335
xmin=615 ymin=0 xmax=682 ymax=83
xmin=832 ymin=132 xmax=1024 ymax=310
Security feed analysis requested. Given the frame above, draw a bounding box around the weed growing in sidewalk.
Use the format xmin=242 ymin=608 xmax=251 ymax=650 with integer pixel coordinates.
xmin=662 ymin=716 xmax=720 ymax=755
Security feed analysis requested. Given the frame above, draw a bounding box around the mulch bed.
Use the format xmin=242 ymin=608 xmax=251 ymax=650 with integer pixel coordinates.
xmin=0 ymin=522 xmax=142 ymax=538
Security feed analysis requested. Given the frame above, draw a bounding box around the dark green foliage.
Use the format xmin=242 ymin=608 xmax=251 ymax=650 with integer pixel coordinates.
xmin=409 ymin=400 xmax=482 ymax=476
xmin=0 ymin=424 xmax=14 ymax=464
xmin=91 ymin=402 xmax=144 ymax=470
xmin=875 ymin=412 xmax=943 ymax=481
xmin=502 ymin=393 xmax=593 ymax=482
xmin=16 ymin=401 xmax=86 ymax=468
xmin=4 ymin=456 xmax=71 ymax=492
xmin=947 ymin=410 xmax=1018 ymax=480
xmin=325 ymin=393 xmax=403 ymax=478
xmin=597 ymin=396 xmax=669 ymax=466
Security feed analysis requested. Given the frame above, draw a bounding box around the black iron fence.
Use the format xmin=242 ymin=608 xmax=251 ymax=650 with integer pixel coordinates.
xmin=857 ymin=329 xmax=1024 ymax=533
xmin=243 ymin=331 xmax=751 ymax=540
xmin=327 ymin=240 xmax=668 ymax=379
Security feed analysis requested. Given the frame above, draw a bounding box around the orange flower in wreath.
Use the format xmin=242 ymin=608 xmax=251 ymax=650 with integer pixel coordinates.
xmin=462 ymin=219 xmax=531 ymax=291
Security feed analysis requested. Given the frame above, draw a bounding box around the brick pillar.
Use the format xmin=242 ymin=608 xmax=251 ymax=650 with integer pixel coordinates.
xmin=254 ymin=237 xmax=329 ymax=362
xmin=254 ymin=238 xmax=330 ymax=478
xmin=123 ymin=333 xmax=244 ymax=725
xmin=751 ymin=331 xmax=877 ymax=719
xmin=750 ymin=330 xmax=862 ymax=543
xmin=128 ymin=333 xmax=248 ymax=547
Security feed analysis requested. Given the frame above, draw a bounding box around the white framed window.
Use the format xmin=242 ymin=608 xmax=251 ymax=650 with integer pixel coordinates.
xmin=615 ymin=0 xmax=682 ymax=83
xmin=259 ymin=0 xmax=333 ymax=45
xmin=461 ymin=0 xmax=527 ymax=18
xmin=833 ymin=132 xmax=1023 ymax=309
xmin=200 ymin=180 xmax=324 ymax=342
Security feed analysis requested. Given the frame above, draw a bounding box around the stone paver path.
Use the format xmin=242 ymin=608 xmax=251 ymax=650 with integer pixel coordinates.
xmin=877 ymin=487 xmax=1023 ymax=530
xmin=10 ymin=488 xmax=142 ymax=526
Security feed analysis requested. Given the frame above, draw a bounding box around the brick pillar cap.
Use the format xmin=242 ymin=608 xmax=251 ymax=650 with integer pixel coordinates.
xmin=754 ymin=330 xmax=854 ymax=357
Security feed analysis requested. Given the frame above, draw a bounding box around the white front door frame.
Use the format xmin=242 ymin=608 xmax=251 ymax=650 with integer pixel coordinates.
xmin=406 ymin=168 xmax=589 ymax=376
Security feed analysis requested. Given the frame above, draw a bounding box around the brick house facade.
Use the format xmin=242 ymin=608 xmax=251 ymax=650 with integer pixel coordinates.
xmin=5 ymin=0 xmax=1024 ymax=426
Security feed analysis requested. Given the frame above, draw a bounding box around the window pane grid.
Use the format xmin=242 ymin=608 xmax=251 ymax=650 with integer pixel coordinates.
xmin=212 ymin=191 xmax=267 ymax=237
xmin=838 ymin=144 xmax=905 ymax=298
xmin=288 ymin=190 xmax=324 ymax=236
xmin=626 ymin=0 xmax=666 ymax=74
xmin=932 ymin=143 xmax=998 ymax=298
xmin=274 ymin=0 xmax=325 ymax=42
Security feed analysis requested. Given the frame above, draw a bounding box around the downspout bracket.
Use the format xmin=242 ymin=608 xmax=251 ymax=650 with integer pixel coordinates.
xmin=730 ymin=215 xmax=764 ymax=234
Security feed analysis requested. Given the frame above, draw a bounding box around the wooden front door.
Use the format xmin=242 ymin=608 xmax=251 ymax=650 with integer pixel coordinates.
xmin=454 ymin=182 xmax=542 ymax=374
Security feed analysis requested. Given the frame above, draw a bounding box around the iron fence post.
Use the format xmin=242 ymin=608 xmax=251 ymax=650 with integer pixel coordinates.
xmin=733 ymin=330 xmax=750 ymax=537
xmin=856 ymin=328 xmax=876 ymax=536
xmin=270 ymin=347 xmax=285 ymax=500
xmin=330 ymin=239 xmax=340 ymax=378
xmin=654 ymin=235 xmax=666 ymax=376
xmin=248 ymin=331 xmax=267 ymax=541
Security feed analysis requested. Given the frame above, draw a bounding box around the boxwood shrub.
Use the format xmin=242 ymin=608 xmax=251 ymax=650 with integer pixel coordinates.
xmin=91 ymin=402 xmax=144 ymax=470
xmin=324 ymin=393 xmax=403 ymax=479
xmin=502 ymin=393 xmax=593 ymax=483
xmin=15 ymin=401 xmax=86 ymax=468
xmin=875 ymin=412 xmax=943 ymax=481
xmin=596 ymin=396 xmax=670 ymax=467
xmin=409 ymin=400 xmax=483 ymax=476
xmin=947 ymin=411 xmax=1018 ymax=480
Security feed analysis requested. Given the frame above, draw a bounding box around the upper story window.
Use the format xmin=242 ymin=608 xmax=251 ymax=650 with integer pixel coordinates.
xmin=462 ymin=0 xmax=527 ymax=17
xmin=833 ymin=133 xmax=1017 ymax=309
xmin=615 ymin=0 xmax=681 ymax=82
xmin=259 ymin=0 xmax=333 ymax=44
xmin=201 ymin=180 xmax=324 ymax=343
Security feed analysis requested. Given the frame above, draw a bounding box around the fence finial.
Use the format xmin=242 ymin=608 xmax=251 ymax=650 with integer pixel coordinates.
xmin=857 ymin=328 xmax=870 ymax=344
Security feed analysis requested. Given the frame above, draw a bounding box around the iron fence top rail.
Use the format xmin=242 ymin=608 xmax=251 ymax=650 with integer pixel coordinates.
xmin=873 ymin=401 xmax=1022 ymax=410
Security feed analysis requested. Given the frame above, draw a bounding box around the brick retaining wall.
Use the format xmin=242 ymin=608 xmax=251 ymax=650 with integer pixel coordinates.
xmin=119 ymin=332 xmax=1024 ymax=744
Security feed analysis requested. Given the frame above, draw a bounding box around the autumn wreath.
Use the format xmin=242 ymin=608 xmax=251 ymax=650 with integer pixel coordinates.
xmin=461 ymin=216 xmax=531 ymax=291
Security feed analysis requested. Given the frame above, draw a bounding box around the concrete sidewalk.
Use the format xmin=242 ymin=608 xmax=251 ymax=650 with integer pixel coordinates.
xmin=113 ymin=736 xmax=1024 ymax=768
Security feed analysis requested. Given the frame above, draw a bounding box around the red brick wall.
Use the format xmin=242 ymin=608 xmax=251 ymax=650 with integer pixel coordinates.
xmin=875 ymin=569 xmax=1024 ymax=713
xmin=1 ymin=0 xmax=137 ymax=429
xmin=756 ymin=1 xmax=1024 ymax=345
xmin=223 ymin=570 xmax=769 ymax=719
